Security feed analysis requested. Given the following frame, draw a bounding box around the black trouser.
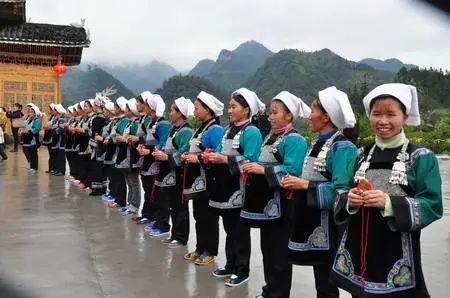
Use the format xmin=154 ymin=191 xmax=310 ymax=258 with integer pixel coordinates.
xmin=54 ymin=148 xmax=66 ymax=174
xmin=110 ymin=167 xmax=127 ymax=206
xmin=313 ymin=263 xmax=339 ymax=298
xmin=153 ymin=188 xmax=190 ymax=244
xmin=66 ymin=151 xmax=74 ymax=176
xmin=78 ymin=154 xmax=90 ymax=185
xmin=0 ymin=144 xmax=7 ymax=159
xmin=23 ymin=146 xmax=38 ymax=170
xmin=86 ymin=158 xmax=107 ymax=195
xmin=221 ymin=209 xmax=251 ymax=277
xmin=47 ymin=145 xmax=55 ymax=171
xmin=11 ymin=127 xmax=19 ymax=151
xmin=192 ymin=198 xmax=219 ymax=256
xmin=141 ymin=174 xmax=156 ymax=220
xmin=260 ymin=222 xmax=292 ymax=298
xmin=71 ymin=153 xmax=80 ymax=179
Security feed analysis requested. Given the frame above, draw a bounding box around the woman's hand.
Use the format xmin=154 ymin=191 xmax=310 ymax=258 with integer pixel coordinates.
xmin=281 ymin=175 xmax=309 ymax=190
xmin=115 ymin=135 xmax=127 ymax=143
xmin=348 ymin=188 xmax=364 ymax=207
xmin=361 ymin=190 xmax=387 ymax=209
xmin=204 ymin=152 xmax=227 ymax=164
xmin=183 ymin=153 xmax=199 ymax=164
xmin=241 ymin=162 xmax=265 ymax=175
xmin=152 ymin=149 xmax=168 ymax=161
xmin=128 ymin=135 xmax=139 ymax=143
xmin=95 ymin=135 xmax=103 ymax=142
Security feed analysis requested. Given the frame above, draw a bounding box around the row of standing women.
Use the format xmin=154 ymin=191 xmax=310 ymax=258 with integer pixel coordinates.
xmin=32 ymin=82 xmax=442 ymax=298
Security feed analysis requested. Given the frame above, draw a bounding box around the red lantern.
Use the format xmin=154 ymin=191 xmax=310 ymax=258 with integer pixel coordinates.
xmin=52 ymin=56 xmax=68 ymax=75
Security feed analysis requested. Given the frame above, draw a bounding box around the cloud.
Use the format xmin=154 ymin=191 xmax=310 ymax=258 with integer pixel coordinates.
xmin=27 ymin=0 xmax=450 ymax=71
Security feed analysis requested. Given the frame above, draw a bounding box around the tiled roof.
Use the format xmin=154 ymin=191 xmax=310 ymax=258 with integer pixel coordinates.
xmin=0 ymin=22 xmax=90 ymax=47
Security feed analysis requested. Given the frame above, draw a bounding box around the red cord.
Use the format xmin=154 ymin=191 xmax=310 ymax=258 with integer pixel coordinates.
xmin=360 ymin=206 xmax=370 ymax=289
xmin=181 ymin=164 xmax=187 ymax=204
xmin=287 ymin=190 xmax=295 ymax=200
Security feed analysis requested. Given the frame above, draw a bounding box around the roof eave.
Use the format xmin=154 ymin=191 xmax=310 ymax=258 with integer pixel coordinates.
xmin=0 ymin=39 xmax=91 ymax=48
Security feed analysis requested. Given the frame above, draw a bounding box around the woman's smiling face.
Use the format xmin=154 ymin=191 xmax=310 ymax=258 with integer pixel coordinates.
xmin=369 ymin=97 xmax=408 ymax=139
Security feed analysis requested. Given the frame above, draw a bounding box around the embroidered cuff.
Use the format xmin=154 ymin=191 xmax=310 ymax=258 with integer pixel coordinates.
xmin=390 ymin=196 xmax=421 ymax=231
xmin=264 ymin=165 xmax=283 ymax=189
xmin=346 ymin=200 xmax=359 ymax=215
xmin=168 ymin=152 xmax=182 ymax=169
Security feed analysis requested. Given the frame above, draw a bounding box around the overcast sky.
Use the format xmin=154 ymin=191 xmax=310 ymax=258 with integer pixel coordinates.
xmin=27 ymin=0 xmax=449 ymax=71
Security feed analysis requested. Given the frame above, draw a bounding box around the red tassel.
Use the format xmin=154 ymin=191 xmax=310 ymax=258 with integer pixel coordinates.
xmin=181 ymin=164 xmax=187 ymax=205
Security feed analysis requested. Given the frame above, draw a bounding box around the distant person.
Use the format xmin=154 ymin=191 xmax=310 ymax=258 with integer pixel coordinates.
xmin=0 ymin=108 xmax=7 ymax=160
xmin=20 ymin=104 xmax=42 ymax=173
xmin=6 ymin=103 xmax=24 ymax=152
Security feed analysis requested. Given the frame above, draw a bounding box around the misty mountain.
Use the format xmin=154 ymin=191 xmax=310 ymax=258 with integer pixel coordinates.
xmin=189 ymin=40 xmax=273 ymax=91
xmin=359 ymin=58 xmax=417 ymax=73
xmin=62 ymin=67 xmax=135 ymax=106
xmin=101 ymin=60 xmax=179 ymax=93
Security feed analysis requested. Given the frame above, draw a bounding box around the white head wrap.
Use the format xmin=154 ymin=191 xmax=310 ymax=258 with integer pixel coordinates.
xmin=363 ymin=83 xmax=420 ymax=126
xmin=84 ymin=99 xmax=95 ymax=109
xmin=272 ymin=91 xmax=311 ymax=119
xmin=146 ymin=94 xmax=166 ymax=117
xmin=104 ymin=100 xmax=116 ymax=113
xmin=140 ymin=90 xmax=153 ymax=102
xmin=127 ymin=98 xmax=140 ymax=116
xmin=231 ymin=88 xmax=264 ymax=117
xmin=49 ymin=103 xmax=56 ymax=110
xmin=174 ymin=97 xmax=194 ymax=118
xmin=318 ymin=86 xmax=356 ymax=129
xmin=197 ymin=91 xmax=224 ymax=116
xmin=26 ymin=103 xmax=41 ymax=115
xmin=114 ymin=97 xmax=127 ymax=112
xmin=54 ymin=104 xmax=67 ymax=114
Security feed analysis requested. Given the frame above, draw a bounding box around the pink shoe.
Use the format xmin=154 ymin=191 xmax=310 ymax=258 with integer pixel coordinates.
xmin=73 ymin=180 xmax=80 ymax=184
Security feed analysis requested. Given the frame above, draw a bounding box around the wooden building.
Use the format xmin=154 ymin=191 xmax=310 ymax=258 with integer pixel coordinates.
xmin=0 ymin=0 xmax=90 ymax=111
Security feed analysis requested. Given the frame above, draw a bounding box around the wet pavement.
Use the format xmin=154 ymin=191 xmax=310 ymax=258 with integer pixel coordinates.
xmin=0 ymin=151 xmax=448 ymax=298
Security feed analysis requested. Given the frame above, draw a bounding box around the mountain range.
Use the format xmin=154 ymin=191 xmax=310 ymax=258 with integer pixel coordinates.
xmin=358 ymin=58 xmax=417 ymax=73
xmin=62 ymin=40 xmax=432 ymax=112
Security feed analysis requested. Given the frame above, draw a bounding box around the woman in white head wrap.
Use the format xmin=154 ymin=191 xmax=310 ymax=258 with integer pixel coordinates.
xmin=182 ymin=90 xmax=225 ymax=265
xmin=199 ymin=88 xmax=264 ymax=285
xmin=239 ymin=91 xmax=309 ymax=297
xmin=64 ymin=105 xmax=80 ymax=181
xmin=41 ymin=102 xmax=59 ymax=172
xmin=111 ymin=98 xmax=144 ymax=214
xmin=20 ymin=103 xmax=42 ymax=172
xmin=330 ymin=83 xmax=442 ymax=297
xmin=49 ymin=104 xmax=69 ymax=176
xmin=279 ymin=86 xmax=358 ymax=297
xmin=133 ymin=94 xmax=171 ymax=229
xmin=140 ymin=97 xmax=195 ymax=241
xmin=101 ymin=97 xmax=134 ymax=209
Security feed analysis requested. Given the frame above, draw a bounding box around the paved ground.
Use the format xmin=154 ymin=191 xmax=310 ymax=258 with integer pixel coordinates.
xmin=0 ymin=151 xmax=448 ymax=298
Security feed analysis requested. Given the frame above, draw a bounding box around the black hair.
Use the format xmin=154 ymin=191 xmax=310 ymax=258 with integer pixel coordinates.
xmin=171 ymin=103 xmax=187 ymax=119
xmin=231 ymin=94 xmax=251 ymax=119
xmin=136 ymin=95 xmax=145 ymax=104
xmin=369 ymin=96 xmax=407 ymax=114
xmin=343 ymin=124 xmax=359 ymax=146
xmin=197 ymin=99 xmax=213 ymax=115
xmin=14 ymin=103 xmax=23 ymax=109
xmin=311 ymin=99 xmax=328 ymax=115
xmin=272 ymin=99 xmax=293 ymax=122
xmin=312 ymin=99 xmax=338 ymax=128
